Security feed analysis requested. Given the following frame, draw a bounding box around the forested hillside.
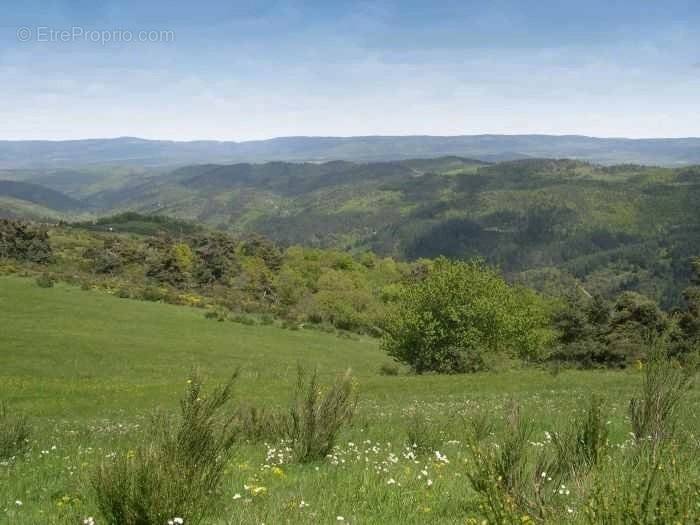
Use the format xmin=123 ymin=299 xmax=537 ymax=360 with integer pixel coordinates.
xmin=2 ymin=158 xmax=699 ymax=307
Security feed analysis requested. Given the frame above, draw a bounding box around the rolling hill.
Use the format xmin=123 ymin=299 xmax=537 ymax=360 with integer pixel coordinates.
xmin=3 ymin=157 xmax=699 ymax=307
xmin=2 ymin=135 xmax=700 ymax=168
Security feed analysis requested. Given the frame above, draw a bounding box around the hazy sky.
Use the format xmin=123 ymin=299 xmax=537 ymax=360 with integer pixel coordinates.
xmin=1 ymin=0 xmax=699 ymax=140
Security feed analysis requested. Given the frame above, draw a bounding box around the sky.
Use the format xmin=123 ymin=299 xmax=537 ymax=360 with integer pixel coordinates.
xmin=1 ymin=0 xmax=699 ymax=140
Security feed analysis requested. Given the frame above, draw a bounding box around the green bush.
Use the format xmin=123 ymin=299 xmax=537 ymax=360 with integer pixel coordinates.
xmin=204 ymin=308 xmax=227 ymax=321
xmin=285 ymin=367 xmax=357 ymax=463
xmin=379 ymin=361 xmax=400 ymax=376
xmin=35 ymin=273 xmax=55 ymax=288
xmin=230 ymin=313 xmax=256 ymax=325
xmin=92 ymin=373 xmax=238 ymax=525
xmin=0 ymin=402 xmax=31 ymax=460
xmin=382 ymin=257 xmax=551 ymax=373
xmin=0 ymin=219 xmax=53 ymax=263
xmin=139 ymin=286 xmax=165 ymax=302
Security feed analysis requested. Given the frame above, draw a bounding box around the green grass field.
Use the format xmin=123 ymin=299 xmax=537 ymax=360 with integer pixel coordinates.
xmin=1 ymin=276 xmax=698 ymax=524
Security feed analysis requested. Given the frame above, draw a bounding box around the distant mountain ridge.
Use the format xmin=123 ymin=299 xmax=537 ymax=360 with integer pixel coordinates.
xmin=1 ymin=135 xmax=699 ymax=168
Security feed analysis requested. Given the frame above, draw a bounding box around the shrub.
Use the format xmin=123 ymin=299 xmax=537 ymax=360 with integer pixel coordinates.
xmin=585 ymin=449 xmax=700 ymax=524
xmin=406 ymin=411 xmax=442 ymax=454
xmin=0 ymin=402 xmax=31 ymax=460
xmin=553 ymin=292 xmax=670 ymax=368
xmin=204 ymin=308 xmax=227 ymax=322
xmin=378 ymin=362 xmax=400 ymax=376
xmin=465 ymin=409 xmax=495 ymax=442
xmin=259 ymin=314 xmax=274 ymax=325
xmin=382 ymin=257 xmax=550 ymax=374
xmin=92 ymin=372 xmax=238 ymax=525
xmin=542 ymin=395 xmax=608 ymax=485
xmin=285 ymin=367 xmax=357 ymax=463
xmin=35 ymin=273 xmax=55 ymax=288
xmin=139 ymin=286 xmax=165 ymax=302
xmin=628 ymin=346 xmax=694 ymax=452
xmin=281 ymin=320 xmax=300 ymax=330
xmin=0 ymin=219 xmax=53 ymax=263
xmin=230 ymin=313 xmax=256 ymax=325
xmin=467 ymin=402 xmax=537 ymax=521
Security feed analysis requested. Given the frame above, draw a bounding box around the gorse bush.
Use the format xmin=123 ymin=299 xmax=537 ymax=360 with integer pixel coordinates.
xmin=542 ymin=395 xmax=608 ymax=486
xmin=0 ymin=402 xmax=31 ymax=460
xmin=465 ymin=409 xmax=495 ymax=442
xmin=467 ymin=402 xmax=539 ymax=522
xmin=92 ymin=372 xmax=238 ymax=525
xmin=628 ymin=346 xmax=694 ymax=453
xmin=406 ymin=411 xmax=443 ymax=455
xmin=585 ymin=449 xmax=700 ymax=525
xmin=629 ymin=346 xmax=695 ymax=460
xmin=465 ymin=343 xmax=700 ymax=524
xmin=285 ymin=367 xmax=356 ymax=463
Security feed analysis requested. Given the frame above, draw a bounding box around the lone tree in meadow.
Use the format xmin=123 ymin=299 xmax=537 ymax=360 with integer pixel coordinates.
xmin=381 ymin=257 xmax=550 ymax=373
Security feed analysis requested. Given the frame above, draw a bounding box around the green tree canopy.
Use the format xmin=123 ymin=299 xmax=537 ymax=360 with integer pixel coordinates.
xmin=381 ymin=257 xmax=551 ymax=373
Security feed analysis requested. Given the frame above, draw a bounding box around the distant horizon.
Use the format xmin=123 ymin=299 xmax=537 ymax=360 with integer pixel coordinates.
xmin=2 ymin=132 xmax=700 ymax=143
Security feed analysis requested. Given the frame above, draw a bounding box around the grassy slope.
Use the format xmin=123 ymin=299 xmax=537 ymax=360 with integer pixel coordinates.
xmin=4 ymin=276 xmax=698 ymax=524
xmin=0 ymin=275 xmax=382 ymax=417
xmin=1 ymin=275 xmax=638 ymax=420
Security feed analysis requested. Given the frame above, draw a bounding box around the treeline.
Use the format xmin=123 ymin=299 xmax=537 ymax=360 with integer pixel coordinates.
xmin=1 ymin=216 xmax=698 ymax=372
xmin=1 ymin=217 xmax=421 ymax=335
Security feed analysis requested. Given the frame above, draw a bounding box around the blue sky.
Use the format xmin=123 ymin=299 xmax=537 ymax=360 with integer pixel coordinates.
xmin=1 ymin=0 xmax=699 ymax=140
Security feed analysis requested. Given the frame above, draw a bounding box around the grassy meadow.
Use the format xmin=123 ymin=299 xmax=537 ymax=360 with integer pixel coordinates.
xmin=1 ymin=275 xmax=699 ymax=524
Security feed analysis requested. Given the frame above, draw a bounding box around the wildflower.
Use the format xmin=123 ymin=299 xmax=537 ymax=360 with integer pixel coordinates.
xmin=387 ymin=478 xmax=396 ymax=485
xmin=299 ymin=500 xmax=309 ymax=508
xmin=434 ymin=451 xmax=449 ymax=464
xmin=83 ymin=518 xmax=95 ymax=525
xmin=15 ymin=500 xmax=23 ymax=506
xmin=336 ymin=517 xmax=345 ymax=521
xmin=427 ymin=479 xmax=433 ymax=487
xmin=233 ymin=493 xmax=242 ymax=500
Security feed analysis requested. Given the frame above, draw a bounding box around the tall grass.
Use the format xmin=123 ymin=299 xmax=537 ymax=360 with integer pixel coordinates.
xmin=628 ymin=349 xmax=694 ymax=453
xmin=0 ymin=402 xmax=31 ymax=459
xmin=466 ymin=344 xmax=699 ymax=524
xmin=92 ymin=372 xmax=238 ymax=525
